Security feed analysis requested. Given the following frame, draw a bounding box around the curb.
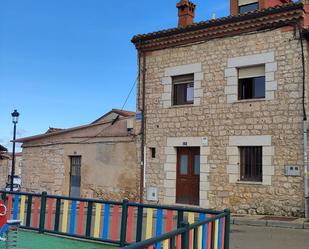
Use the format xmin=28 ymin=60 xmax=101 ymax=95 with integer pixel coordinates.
xmin=231 ymin=216 xmax=309 ymax=230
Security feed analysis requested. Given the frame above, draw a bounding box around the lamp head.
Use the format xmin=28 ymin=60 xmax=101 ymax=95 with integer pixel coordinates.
xmin=11 ymin=110 xmax=20 ymax=124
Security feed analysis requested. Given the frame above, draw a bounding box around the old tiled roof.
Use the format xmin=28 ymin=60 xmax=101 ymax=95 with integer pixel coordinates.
xmin=132 ymin=2 xmax=304 ymax=51
xmin=92 ymin=109 xmax=135 ymax=124
xmin=46 ymin=127 xmax=64 ymax=134
xmin=0 ymin=145 xmax=7 ymax=152
xmin=110 ymin=109 xmax=135 ymax=117
xmin=0 ymin=145 xmax=9 ymax=160
xmin=0 ymin=152 xmax=10 ymax=160
xmin=7 ymin=152 xmax=22 ymax=157
xmin=15 ymin=109 xmax=135 ymax=143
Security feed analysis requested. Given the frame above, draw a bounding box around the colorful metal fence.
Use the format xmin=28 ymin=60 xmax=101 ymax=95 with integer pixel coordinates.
xmin=121 ymin=211 xmax=230 ymax=249
xmin=0 ymin=191 xmax=230 ymax=248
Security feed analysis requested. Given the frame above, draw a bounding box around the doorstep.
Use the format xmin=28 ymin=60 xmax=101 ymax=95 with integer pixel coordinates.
xmin=231 ymin=214 xmax=309 ymax=229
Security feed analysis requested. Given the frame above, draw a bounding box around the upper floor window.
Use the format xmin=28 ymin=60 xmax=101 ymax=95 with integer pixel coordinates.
xmin=238 ymin=0 xmax=259 ymax=14
xmin=238 ymin=65 xmax=265 ymax=100
xmin=172 ymin=74 xmax=194 ymax=105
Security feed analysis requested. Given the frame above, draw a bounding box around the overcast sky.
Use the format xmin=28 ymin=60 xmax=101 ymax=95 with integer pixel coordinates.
xmin=0 ymin=0 xmax=231 ymax=151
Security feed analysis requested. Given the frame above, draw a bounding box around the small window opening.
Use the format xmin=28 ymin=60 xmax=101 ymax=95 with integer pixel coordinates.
xmin=150 ymin=148 xmax=156 ymax=158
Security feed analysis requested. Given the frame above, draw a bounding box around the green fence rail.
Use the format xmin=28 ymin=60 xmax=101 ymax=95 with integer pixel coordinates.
xmin=0 ymin=191 xmax=230 ymax=248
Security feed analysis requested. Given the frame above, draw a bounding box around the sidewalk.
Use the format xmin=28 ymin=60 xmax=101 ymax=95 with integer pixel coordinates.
xmin=231 ymin=214 xmax=309 ymax=229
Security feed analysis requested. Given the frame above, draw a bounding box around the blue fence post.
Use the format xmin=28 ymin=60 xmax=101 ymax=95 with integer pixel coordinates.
xmin=224 ymin=209 xmax=231 ymax=249
xmin=120 ymin=199 xmax=129 ymax=247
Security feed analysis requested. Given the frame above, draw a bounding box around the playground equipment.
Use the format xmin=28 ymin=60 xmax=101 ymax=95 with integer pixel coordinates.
xmin=0 ymin=200 xmax=20 ymax=249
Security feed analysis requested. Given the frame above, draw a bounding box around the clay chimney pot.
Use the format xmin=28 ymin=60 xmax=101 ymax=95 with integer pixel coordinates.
xmin=177 ymin=0 xmax=196 ymax=28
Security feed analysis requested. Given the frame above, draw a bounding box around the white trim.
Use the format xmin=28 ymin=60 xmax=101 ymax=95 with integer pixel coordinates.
xmin=164 ymin=63 xmax=202 ymax=77
xmin=225 ymin=52 xmax=277 ymax=103
xmin=227 ymin=135 xmax=275 ymax=186
xmin=239 ymin=0 xmax=258 ymax=6
xmin=229 ymin=135 xmax=271 ymax=146
xmin=162 ymin=137 xmax=210 ymax=208
xmin=227 ymin=52 xmax=274 ymax=68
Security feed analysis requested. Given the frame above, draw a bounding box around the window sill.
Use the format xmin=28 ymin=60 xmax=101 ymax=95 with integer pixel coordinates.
xmin=236 ymin=180 xmax=263 ymax=185
xmin=233 ymin=98 xmax=266 ymax=104
xmin=169 ymin=104 xmax=195 ymax=109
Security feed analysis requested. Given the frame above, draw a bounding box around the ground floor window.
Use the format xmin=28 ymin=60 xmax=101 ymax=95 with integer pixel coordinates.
xmin=239 ymin=146 xmax=262 ymax=182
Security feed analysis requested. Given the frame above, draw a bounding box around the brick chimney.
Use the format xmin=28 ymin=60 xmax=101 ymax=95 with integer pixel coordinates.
xmin=230 ymin=0 xmax=292 ymax=16
xmin=177 ymin=0 xmax=196 ymax=27
xmin=302 ymin=0 xmax=309 ymax=27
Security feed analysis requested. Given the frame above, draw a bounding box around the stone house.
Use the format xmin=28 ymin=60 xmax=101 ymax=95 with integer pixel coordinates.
xmin=16 ymin=109 xmax=139 ymax=200
xmin=7 ymin=152 xmax=23 ymax=177
xmin=132 ymin=0 xmax=309 ymax=216
xmin=0 ymin=145 xmax=9 ymax=187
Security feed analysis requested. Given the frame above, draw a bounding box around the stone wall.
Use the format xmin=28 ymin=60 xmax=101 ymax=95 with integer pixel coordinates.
xmin=0 ymin=159 xmax=8 ymax=187
xmin=22 ymin=144 xmax=65 ymax=194
xmin=139 ymin=28 xmax=308 ymax=216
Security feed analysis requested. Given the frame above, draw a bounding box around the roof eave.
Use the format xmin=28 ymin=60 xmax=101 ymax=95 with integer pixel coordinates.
xmin=14 ymin=116 xmax=133 ymax=143
xmin=131 ymin=2 xmax=304 ymax=48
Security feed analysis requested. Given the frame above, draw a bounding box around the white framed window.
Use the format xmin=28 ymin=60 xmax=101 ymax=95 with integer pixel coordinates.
xmin=238 ymin=65 xmax=265 ymax=100
xmin=162 ymin=63 xmax=203 ymax=108
xmin=227 ymin=135 xmax=274 ymax=186
xmin=225 ymin=52 xmax=277 ymax=103
xmin=172 ymin=74 xmax=194 ymax=105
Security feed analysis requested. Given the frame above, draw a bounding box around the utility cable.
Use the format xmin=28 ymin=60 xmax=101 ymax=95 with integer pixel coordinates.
xmin=75 ymin=74 xmax=139 ymax=144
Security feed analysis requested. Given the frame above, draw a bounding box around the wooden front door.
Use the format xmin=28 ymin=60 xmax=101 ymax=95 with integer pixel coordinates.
xmin=176 ymin=147 xmax=200 ymax=205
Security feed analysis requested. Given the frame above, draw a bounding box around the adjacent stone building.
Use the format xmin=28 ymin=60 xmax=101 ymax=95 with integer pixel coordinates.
xmin=0 ymin=145 xmax=9 ymax=187
xmin=16 ymin=109 xmax=139 ymax=201
xmin=132 ymin=0 xmax=309 ymax=216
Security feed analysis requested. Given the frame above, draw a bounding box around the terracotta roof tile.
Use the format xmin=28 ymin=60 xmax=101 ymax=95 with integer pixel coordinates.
xmin=132 ymin=2 xmax=304 ymax=51
xmin=46 ymin=127 xmax=64 ymax=134
xmin=0 ymin=145 xmax=7 ymax=152
xmin=15 ymin=109 xmax=135 ymax=143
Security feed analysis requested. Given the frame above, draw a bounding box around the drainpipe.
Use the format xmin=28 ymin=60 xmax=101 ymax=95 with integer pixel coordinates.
xmin=299 ymin=27 xmax=308 ymax=219
xmin=139 ymin=48 xmax=146 ymax=203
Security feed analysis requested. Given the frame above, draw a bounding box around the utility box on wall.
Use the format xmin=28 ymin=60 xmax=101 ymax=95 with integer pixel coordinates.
xmin=285 ymin=165 xmax=301 ymax=176
xmin=147 ymin=187 xmax=158 ymax=201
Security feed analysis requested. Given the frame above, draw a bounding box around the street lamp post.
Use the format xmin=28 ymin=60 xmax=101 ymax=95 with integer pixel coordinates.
xmin=10 ymin=110 xmax=20 ymax=192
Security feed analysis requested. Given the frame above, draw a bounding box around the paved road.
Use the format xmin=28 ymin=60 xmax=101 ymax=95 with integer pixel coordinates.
xmin=231 ymin=225 xmax=309 ymax=249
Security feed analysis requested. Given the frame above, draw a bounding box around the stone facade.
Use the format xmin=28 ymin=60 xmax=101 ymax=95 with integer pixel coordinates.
xmin=0 ymin=146 xmax=9 ymax=187
xmin=137 ymin=28 xmax=308 ymax=216
xmin=19 ymin=114 xmax=139 ymax=201
xmin=0 ymin=157 xmax=9 ymax=187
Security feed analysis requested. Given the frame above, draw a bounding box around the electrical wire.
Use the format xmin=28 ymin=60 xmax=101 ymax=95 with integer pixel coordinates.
xmin=121 ymin=75 xmax=138 ymax=111
xmin=74 ymin=74 xmax=139 ymax=144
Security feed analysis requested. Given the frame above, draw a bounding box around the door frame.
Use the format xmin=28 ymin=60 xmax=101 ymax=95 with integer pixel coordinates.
xmin=176 ymin=147 xmax=200 ymax=205
xmin=163 ymin=137 xmax=210 ymax=207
